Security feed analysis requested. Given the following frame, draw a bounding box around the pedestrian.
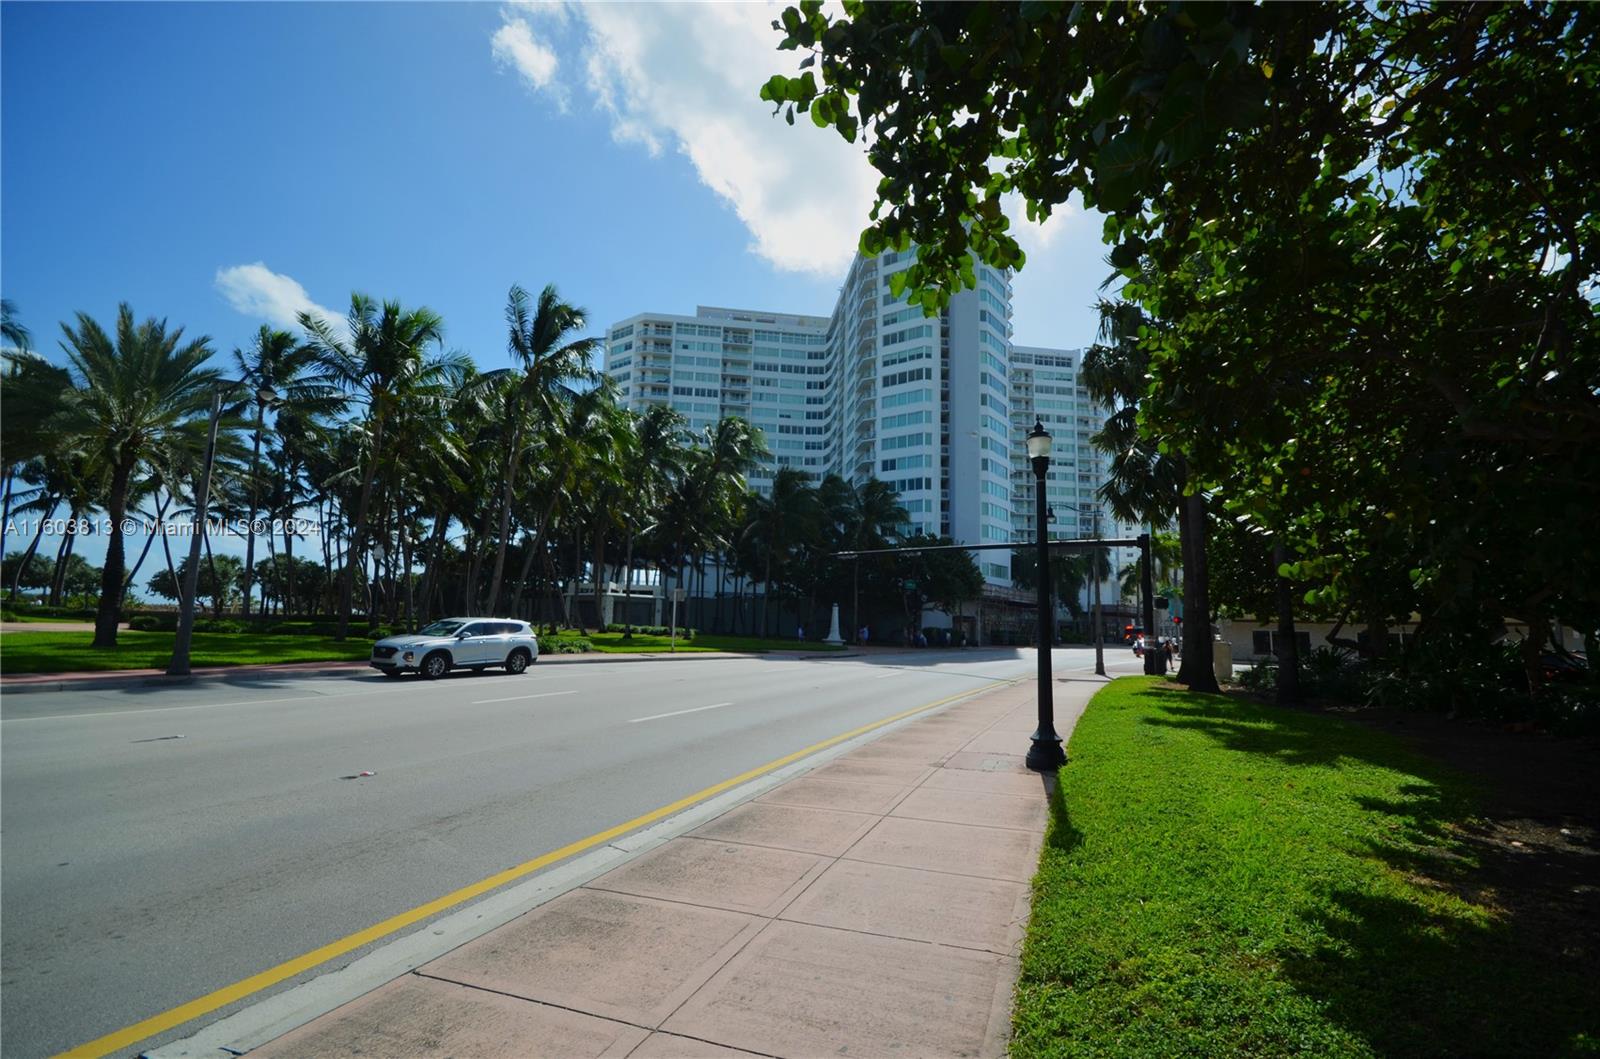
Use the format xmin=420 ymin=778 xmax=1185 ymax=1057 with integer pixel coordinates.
xmin=797 ymin=624 xmax=805 ymax=642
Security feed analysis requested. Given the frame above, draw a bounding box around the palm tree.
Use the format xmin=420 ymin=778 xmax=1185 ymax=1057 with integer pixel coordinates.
xmin=231 ymin=325 xmax=341 ymax=619
xmin=2 ymin=350 xmax=74 ymax=579
xmin=1083 ymin=298 xmax=1218 ymax=691
xmin=820 ymin=475 xmax=907 ymax=638
xmin=1 ymin=298 xmax=31 ymax=352
xmin=479 ymin=284 xmax=601 ymax=616
xmin=693 ymin=418 xmax=766 ymax=631
xmin=745 ymin=467 xmax=820 ymax=637
xmin=301 ymin=294 xmax=458 ymax=638
xmin=616 ymin=404 xmax=689 ymax=636
xmin=55 ymin=305 xmax=220 ymax=646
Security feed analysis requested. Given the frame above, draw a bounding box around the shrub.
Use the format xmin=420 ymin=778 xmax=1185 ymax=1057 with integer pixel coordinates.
xmin=552 ymin=638 xmax=593 ymax=654
xmin=365 ymin=626 xmax=393 ymax=640
xmin=193 ymin=618 xmax=243 ymax=633
xmin=128 ymin=615 xmax=161 ymax=632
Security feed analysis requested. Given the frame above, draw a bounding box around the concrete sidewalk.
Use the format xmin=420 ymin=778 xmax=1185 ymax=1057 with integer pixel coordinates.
xmin=245 ymin=676 xmax=1096 ymax=1059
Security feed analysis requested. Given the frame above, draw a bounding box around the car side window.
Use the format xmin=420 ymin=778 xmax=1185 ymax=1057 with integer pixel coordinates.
xmin=492 ymin=622 xmax=516 ymax=635
xmin=459 ymin=623 xmax=485 ymax=637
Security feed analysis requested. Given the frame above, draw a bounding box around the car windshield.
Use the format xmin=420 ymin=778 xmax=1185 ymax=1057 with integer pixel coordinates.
xmin=418 ymin=621 xmax=466 ymax=636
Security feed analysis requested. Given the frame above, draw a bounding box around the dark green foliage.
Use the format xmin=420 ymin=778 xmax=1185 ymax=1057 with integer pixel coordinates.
xmin=765 ymin=0 xmax=1600 ymax=699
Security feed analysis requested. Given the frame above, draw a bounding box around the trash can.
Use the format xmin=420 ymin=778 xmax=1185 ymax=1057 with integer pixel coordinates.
xmin=1212 ymin=638 xmax=1233 ymax=685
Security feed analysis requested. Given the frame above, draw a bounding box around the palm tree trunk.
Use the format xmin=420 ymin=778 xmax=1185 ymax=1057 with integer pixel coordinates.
xmin=159 ymin=498 xmax=179 ymax=598
xmin=92 ymin=460 xmax=136 ymax=645
xmin=336 ymin=417 xmax=383 ymax=639
xmin=203 ymin=525 xmax=224 ymax=619
xmin=122 ymin=494 xmax=168 ymax=595
xmin=0 ymin=470 xmax=13 ymax=571
xmin=49 ymin=517 xmax=75 ymax=607
xmin=483 ymin=416 xmax=526 ymax=616
xmin=285 ymin=521 xmax=297 ymax=620
xmin=9 ymin=497 xmax=56 ymax=601
xmin=241 ymin=404 xmax=264 ymax=618
xmin=416 ymin=509 xmax=448 ymax=625
xmin=761 ymin=548 xmax=773 ymax=639
xmin=591 ymin=528 xmax=607 ymax=631
xmin=617 ymin=531 xmax=630 ymax=639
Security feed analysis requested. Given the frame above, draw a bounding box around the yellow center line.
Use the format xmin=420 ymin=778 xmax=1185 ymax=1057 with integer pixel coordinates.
xmin=55 ymin=678 xmax=1016 ymax=1058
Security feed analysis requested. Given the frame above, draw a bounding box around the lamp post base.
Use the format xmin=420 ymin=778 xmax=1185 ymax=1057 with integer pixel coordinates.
xmin=1025 ymin=731 xmax=1066 ymax=772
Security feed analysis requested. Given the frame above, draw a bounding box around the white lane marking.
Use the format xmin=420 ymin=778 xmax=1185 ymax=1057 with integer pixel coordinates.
xmin=627 ymin=701 xmax=736 ymax=724
xmin=471 ymin=690 xmax=578 ymax=705
xmin=1 ymin=685 xmax=399 ymax=723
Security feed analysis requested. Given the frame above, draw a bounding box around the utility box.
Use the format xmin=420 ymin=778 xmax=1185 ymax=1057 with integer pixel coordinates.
xmin=1212 ymin=639 xmax=1233 ymax=685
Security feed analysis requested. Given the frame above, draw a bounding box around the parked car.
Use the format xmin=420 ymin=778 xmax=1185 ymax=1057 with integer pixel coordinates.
xmin=370 ymin=618 xmax=539 ymax=679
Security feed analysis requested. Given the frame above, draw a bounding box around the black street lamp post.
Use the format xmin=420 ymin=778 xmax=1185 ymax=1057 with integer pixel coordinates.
xmin=1025 ymin=420 xmax=1065 ymax=772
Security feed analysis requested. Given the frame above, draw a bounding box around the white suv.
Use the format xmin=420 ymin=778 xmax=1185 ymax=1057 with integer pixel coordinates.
xmin=370 ymin=618 xmax=540 ymax=679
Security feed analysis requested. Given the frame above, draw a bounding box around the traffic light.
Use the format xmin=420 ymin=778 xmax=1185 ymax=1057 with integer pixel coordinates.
xmin=1174 ymin=616 xmax=1183 ymax=626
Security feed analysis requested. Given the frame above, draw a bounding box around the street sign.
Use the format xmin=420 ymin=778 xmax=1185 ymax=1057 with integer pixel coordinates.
xmin=672 ymin=587 xmax=686 ymax=603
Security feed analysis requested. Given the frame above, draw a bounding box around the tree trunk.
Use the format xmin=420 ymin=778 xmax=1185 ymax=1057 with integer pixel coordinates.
xmin=1273 ymin=538 xmax=1302 ymax=705
xmin=241 ymin=405 xmax=264 ymax=618
xmin=9 ymin=497 xmax=56 ymax=600
xmin=1178 ymin=490 xmax=1220 ymax=693
xmin=484 ymin=414 xmax=526 ymax=616
xmin=203 ymin=525 xmax=224 ymax=619
xmin=591 ymin=527 xmax=607 ymax=631
xmin=123 ymin=494 xmax=168 ymax=594
xmin=620 ymin=532 xmax=636 ymax=638
xmin=48 ymin=510 xmax=78 ymax=607
xmin=93 ymin=461 xmax=135 ymax=646
xmin=416 ymin=509 xmax=447 ymax=626
xmin=336 ymin=417 xmax=383 ymax=640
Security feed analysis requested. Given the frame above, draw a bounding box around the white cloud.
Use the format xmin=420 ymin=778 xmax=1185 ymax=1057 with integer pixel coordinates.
xmin=494 ymin=2 xmax=877 ymax=277
xmin=214 ymin=263 xmax=343 ymax=335
xmin=492 ymin=17 xmax=563 ymax=104
xmin=489 ymin=4 xmax=1111 ymax=341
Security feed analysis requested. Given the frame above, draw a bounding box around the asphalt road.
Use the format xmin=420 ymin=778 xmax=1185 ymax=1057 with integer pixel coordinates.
xmin=1 ymin=646 xmax=1141 ymax=1057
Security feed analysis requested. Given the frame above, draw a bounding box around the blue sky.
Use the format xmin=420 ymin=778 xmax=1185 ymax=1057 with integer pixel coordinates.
xmin=2 ymin=1 xmax=1113 ymax=571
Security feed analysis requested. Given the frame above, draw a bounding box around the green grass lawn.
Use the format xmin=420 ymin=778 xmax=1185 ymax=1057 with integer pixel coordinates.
xmin=0 ymin=610 xmax=97 ymax=623
xmin=1013 ymin=677 xmax=1598 ymax=1058
xmin=0 ymin=631 xmax=372 ymax=673
xmin=0 ymin=628 xmax=845 ymax=674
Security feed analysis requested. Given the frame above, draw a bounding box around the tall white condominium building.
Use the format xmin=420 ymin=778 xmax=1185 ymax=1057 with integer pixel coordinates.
xmin=604 ymin=252 xmax=1114 ymax=590
xmin=1008 ymin=345 xmax=1141 ymax=602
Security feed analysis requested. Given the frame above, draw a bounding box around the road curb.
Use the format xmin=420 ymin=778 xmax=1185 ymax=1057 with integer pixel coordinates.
xmin=0 ymin=650 xmax=863 ymax=695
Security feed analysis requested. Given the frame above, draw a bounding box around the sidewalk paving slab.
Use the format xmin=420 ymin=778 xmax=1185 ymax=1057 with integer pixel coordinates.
xmin=247 ymin=673 xmax=1103 ymax=1059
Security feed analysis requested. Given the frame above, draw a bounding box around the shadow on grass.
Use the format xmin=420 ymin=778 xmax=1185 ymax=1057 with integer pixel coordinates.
xmin=1041 ymin=769 xmax=1083 ymax=856
xmin=1111 ymin=683 xmax=1599 ymax=1057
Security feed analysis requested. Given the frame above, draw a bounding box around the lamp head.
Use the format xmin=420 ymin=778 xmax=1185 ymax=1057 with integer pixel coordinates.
xmin=1025 ymin=419 xmax=1052 ymax=461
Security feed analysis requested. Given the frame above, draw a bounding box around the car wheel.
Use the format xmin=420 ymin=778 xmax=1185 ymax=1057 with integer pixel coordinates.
xmin=381 ymin=669 xmax=404 ymax=679
xmin=505 ymin=649 xmax=531 ymax=675
xmin=421 ymin=652 xmax=450 ymax=680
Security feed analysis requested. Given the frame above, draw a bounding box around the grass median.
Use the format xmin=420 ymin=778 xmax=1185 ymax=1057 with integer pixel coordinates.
xmin=0 ymin=631 xmax=372 ymax=673
xmin=1013 ymin=676 xmax=1597 ymax=1058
